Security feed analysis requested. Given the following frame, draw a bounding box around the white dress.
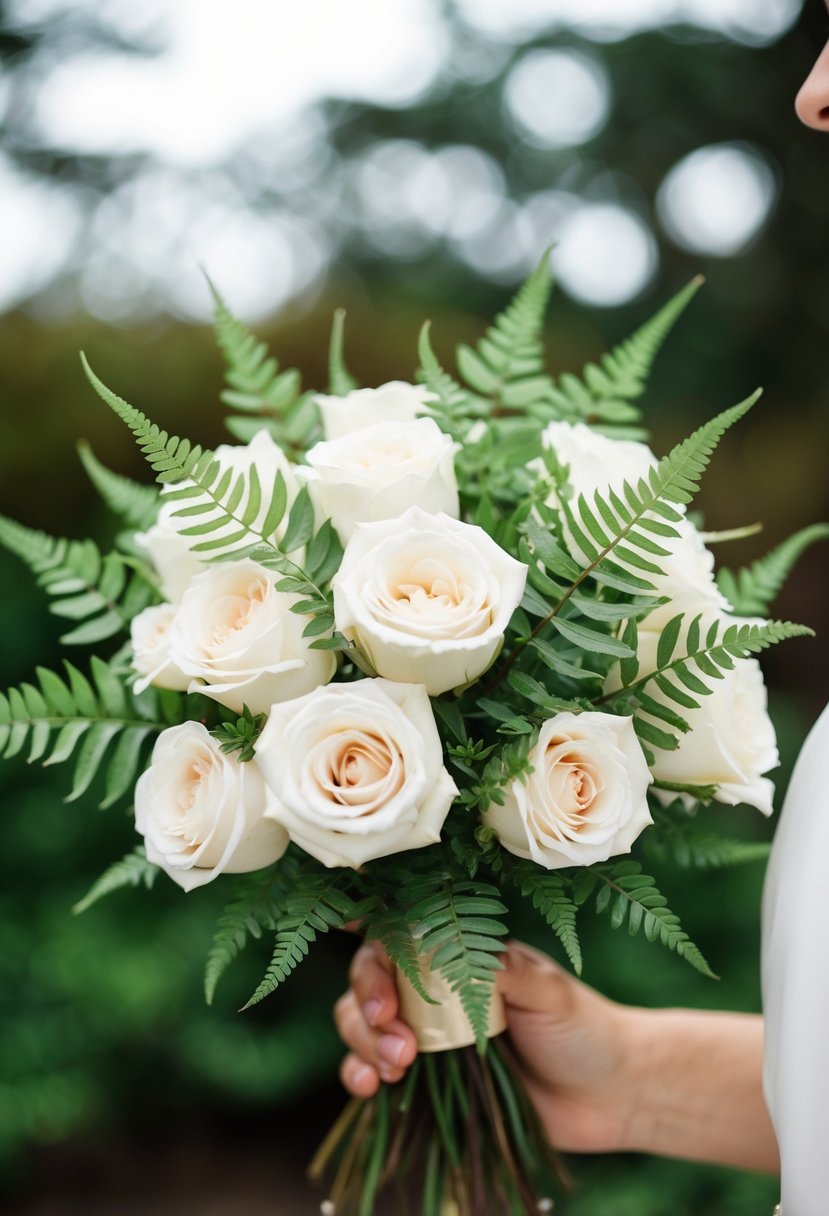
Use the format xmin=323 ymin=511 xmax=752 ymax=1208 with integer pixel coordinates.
xmin=762 ymin=702 xmax=829 ymax=1214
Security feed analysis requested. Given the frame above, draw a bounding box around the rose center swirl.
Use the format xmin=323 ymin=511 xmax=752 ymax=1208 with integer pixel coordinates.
xmin=311 ymin=728 xmax=405 ymax=813
xmin=207 ymin=579 xmax=266 ymax=647
xmin=368 ymin=555 xmax=492 ymax=638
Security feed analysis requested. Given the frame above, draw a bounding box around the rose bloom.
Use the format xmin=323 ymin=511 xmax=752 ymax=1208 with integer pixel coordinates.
xmin=540 ymin=420 xmax=730 ymax=622
xmin=168 ymin=558 xmax=335 ymax=715
xmin=315 ymin=381 xmax=435 ymax=442
xmin=135 ymin=430 xmax=302 ymax=601
xmin=484 ymin=711 xmax=653 ymax=869
xmin=256 ymin=678 xmax=458 ymax=868
xmin=333 ymin=506 xmax=528 ymax=696
xmin=625 ymin=616 xmax=778 ymax=815
xmin=303 ymin=417 xmax=459 ymax=543
xmin=130 ymin=602 xmax=189 ymax=694
xmin=135 ymin=722 xmax=288 ymax=891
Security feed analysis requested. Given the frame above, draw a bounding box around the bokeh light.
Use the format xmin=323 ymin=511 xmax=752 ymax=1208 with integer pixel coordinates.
xmin=554 ymin=203 xmax=659 ymax=305
xmin=503 ymin=49 xmax=611 ymax=149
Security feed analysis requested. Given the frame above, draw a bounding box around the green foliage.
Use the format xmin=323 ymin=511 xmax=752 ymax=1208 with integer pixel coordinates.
xmin=717 ymin=523 xmax=829 ymax=616
xmin=581 ymin=860 xmax=715 ymax=977
xmin=0 ymin=658 xmax=167 ymax=807
xmin=362 ymin=901 xmax=439 ymax=1005
xmin=416 ymin=321 xmax=479 ymax=440
xmin=77 ymin=440 xmax=159 ymax=530
xmin=242 ymin=865 xmax=364 ymax=1010
xmin=455 ymin=251 xmax=555 ymax=414
xmin=544 ymin=277 xmax=703 ymax=436
xmin=208 ymin=276 xmax=317 ymax=452
xmin=405 ymin=874 xmax=508 ymax=1049
xmin=204 ymin=868 xmax=285 ymax=1004
xmin=327 ymin=308 xmax=359 ymax=396
xmin=646 ymin=802 xmax=772 ymax=870
xmin=73 ymin=845 xmax=157 ymax=914
xmin=504 ymin=859 xmax=583 ymax=975
xmin=0 ymin=513 xmax=156 ymax=645
xmin=210 ymin=704 xmax=265 ymax=763
xmin=611 ymin=614 xmax=813 ymax=754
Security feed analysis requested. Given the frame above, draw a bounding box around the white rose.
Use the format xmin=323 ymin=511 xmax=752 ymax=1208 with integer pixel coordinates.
xmin=540 ymin=420 xmax=729 ymax=620
xmin=130 ymin=603 xmax=189 ymax=694
xmin=484 ymin=711 xmax=653 ymax=869
xmin=332 ymin=506 xmax=528 ymax=696
xmin=628 ymin=619 xmax=778 ymax=815
xmin=257 ymin=678 xmax=458 ymax=868
xmin=135 ymin=430 xmax=302 ymax=601
xmin=135 ymin=722 xmax=288 ymax=891
xmin=303 ymin=417 xmax=459 ymax=543
xmin=168 ymin=558 xmax=336 ymax=715
xmin=315 ymin=381 xmax=435 ymax=441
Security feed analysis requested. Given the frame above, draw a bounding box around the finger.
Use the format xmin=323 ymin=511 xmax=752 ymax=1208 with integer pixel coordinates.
xmin=496 ymin=940 xmax=580 ymax=1020
xmin=340 ymin=1053 xmax=380 ymax=1097
xmin=335 ymin=992 xmax=418 ymax=1074
xmin=349 ymin=941 xmax=399 ymax=1028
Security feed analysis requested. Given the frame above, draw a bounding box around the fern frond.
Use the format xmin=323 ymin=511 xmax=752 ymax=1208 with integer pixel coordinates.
xmin=455 ymin=251 xmax=556 ymax=412
xmin=207 ymin=277 xmax=316 ymax=452
xmin=546 ymin=277 xmax=703 ymax=429
xmin=242 ymin=869 xmax=360 ymax=1010
xmin=594 ymin=860 xmax=715 ymax=977
xmin=77 ymin=440 xmax=159 ymax=530
xmin=204 ymin=868 xmax=287 ymax=1004
xmin=504 ymin=860 xmax=582 ymax=975
xmin=0 ymin=513 xmax=156 ymax=644
xmin=327 ymin=308 xmax=358 ymax=396
xmin=416 ymin=322 xmax=478 ymax=441
xmin=73 ymin=846 xmax=157 ymax=914
xmin=646 ymin=805 xmax=771 ymax=869
xmin=406 ymin=875 xmax=508 ymax=1050
xmin=363 ymin=903 xmax=439 ymax=1005
xmin=717 ymin=523 xmax=829 ymax=616
xmin=0 ymin=659 xmax=166 ymax=807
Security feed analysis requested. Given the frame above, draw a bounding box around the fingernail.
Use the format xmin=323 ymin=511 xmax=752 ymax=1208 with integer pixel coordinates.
xmin=353 ymin=1064 xmax=373 ymax=1089
xmin=378 ymin=1034 xmax=407 ymax=1066
xmin=363 ymin=998 xmax=383 ymax=1026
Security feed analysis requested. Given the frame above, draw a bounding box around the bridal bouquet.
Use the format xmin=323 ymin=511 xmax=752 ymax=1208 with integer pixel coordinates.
xmin=2 ymin=259 xmax=822 ymax=1213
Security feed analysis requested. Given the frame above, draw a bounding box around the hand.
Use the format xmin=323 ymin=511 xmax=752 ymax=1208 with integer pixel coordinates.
xmin=334 ymin=939 xmax=644 ymax=1154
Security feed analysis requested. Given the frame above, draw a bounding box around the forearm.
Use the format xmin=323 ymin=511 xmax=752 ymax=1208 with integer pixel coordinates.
xmin=621 ymin=1008 xmax=779 ymax=1173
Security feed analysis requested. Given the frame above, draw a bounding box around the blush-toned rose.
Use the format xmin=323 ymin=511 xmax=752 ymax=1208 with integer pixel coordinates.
xmin=135 ymin=722 xmax=288 ymax=891
xmin=168 ymin=558 xmax=335 ymax=715
xmin=332 ymin=506 xmax=527 ymax=695
xmin=303 ymin=417 xmax=459 ymax=543
xmin=130 ymin=603 xmax=189 ymax=694
xmin=484 ymin=711 xmax=653 ymax=869
xmin=315 ymin=381 xmax=435 ymax=441
xmin=256 ymin=678 xmax=458 ymax=868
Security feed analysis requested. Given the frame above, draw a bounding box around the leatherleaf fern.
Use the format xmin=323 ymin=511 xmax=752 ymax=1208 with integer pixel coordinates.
xmin=0 ymin=658 xmax=175 ymax=806
xmin=0 ymin=514 xmax=156 ymax=645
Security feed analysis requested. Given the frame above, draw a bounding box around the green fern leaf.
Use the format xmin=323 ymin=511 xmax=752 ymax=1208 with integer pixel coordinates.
xmin=505 ymin=860 xmax=582 ymax=975
xmin=77 ymin=440 xmax=160 ymax=530
xmin=646 ymin=805 xmax=771 ymax=869
xmin=717 ymin=523 xmax=829 ymax=616
xmin=406 ymin=875 xmax=507 ymax=1050
xmin=0 ymin=513 xmax=156 ymax=644
xmin=455 ymin=251 xmax=555 ymax=411
xmin=73 ymin=846 xmax=157 ymax=914
xmin=594 ymin=860 xmax=715 ymax=977
xmin=0 ymin=661 xmax=166 ymax=806
xmin=204 ymin=868 xmax=287 ymax=1004
xmin=242 ymin=869 xmax=359 ymax=1010
xmin=327 ymin=308 xmax=359 ymax=396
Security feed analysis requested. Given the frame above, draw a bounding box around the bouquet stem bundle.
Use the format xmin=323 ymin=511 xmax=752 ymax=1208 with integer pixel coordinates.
xmin=310 ymin=1037 xmax=568 ymax=1215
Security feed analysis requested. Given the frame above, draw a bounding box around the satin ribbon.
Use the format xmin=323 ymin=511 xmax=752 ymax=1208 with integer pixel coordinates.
xmin=396 ymin=960 xmax=507 ymax=1053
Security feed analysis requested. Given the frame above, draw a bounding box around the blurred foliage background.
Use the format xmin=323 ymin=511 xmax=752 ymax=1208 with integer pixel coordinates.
xmin=1 ymin=0 xmax=828 ymax=1211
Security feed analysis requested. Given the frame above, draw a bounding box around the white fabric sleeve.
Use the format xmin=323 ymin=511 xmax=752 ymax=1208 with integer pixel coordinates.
xmin=763 ymin=701 xmax=829 ymax=1214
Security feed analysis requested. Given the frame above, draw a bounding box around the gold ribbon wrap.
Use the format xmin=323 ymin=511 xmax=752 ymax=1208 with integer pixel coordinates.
xmin=396 ymin=960 xmax=507 ymax=1053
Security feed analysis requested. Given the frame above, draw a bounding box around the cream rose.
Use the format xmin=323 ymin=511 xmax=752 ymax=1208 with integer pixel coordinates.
xmin=627 ymin=618 xmax=778 ymax=815
xmin=332 ymin=507 xmax=528 ymax=695
xmin=484 ymin=711 xmax=653 ymax=869
xmin=168 ymin=558 xmax=335 ymax=715
xmin=130 ymin=603 xmax=189 ymax=694
xmin=303 ymin=417 xmax=459 ymax=543
xmin=540 ymin=420 xmax=729 ymax=622
xmin=256 ymin=678 xmax=458 ymax=868
xmin=135 ymin=722 xmax=288 ymax=891
xmin=315 ymin=381 xmax=435 ymax=441
xmin=135 ymin=430 xmax=302 ymax=601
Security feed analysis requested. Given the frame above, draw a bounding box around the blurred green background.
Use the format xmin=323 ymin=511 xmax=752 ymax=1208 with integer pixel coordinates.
xmin=1 ymin=0 xmax=828 ymax=1211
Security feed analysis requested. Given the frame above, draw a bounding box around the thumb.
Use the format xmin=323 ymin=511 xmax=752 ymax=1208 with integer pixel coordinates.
xmin=496 ymin=941 xmax=580 ymax=1020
